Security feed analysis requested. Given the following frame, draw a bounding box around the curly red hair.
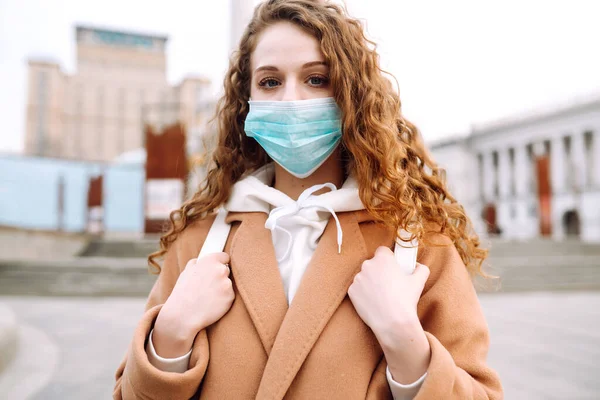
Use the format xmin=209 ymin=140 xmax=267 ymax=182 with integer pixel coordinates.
xmin=149 ymin=0 xmax=488 ymax=277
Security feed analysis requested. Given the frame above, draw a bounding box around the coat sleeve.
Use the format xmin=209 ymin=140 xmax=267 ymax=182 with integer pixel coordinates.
xmin=413 ymin=235 xmax=503 ymax=400
xmin=114 ymin=217 xmax=215 ymax=400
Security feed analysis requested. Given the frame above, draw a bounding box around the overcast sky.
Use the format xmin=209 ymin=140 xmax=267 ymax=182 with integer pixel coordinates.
xmin=1 ymin=0 xmax=600 ymax=153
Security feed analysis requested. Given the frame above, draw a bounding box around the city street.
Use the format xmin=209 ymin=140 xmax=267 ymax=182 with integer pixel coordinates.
xmin=0 ymin=291 xmax=598 ymax=399
xmin=2 ymin=0 xmax=600 ymax=399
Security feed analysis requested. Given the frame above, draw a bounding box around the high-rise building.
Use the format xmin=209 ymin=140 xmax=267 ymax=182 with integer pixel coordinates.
xmin=25 ymin=25 xmax=210 ymax=162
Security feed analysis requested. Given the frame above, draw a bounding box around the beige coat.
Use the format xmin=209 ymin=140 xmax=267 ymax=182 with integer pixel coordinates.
xmin=114 ymin=210 xmax=503 ymax=399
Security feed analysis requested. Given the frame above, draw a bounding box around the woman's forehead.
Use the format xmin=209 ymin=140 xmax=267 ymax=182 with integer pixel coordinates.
xmin=251 ymin=22 xmax=325 ymax=71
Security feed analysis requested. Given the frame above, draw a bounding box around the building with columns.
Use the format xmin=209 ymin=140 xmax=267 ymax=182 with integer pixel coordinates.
xmin=25 ymin=25 xmax=211 ymax=163
xmin=430 ymin=96 xmax=600 ymax=242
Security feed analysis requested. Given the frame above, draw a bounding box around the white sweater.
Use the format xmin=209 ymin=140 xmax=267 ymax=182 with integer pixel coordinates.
xmin=146 ymin=164 xmax=426 ymax=399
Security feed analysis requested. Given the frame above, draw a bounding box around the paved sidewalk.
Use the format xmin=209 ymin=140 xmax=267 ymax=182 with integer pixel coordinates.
xmin=482 ymin=292 xmax=600 ymax=399
xmin=0 ymin=292 xmax=598 ymax=399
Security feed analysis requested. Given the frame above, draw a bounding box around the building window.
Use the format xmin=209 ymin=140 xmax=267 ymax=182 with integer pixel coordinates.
xmin=508 ymin=147 xmax=516 ymax=197
xmin=118 ymin=88 xmax=125 ymax=154
xmin=492 ymin=151 xmax=499 ymax=198
xmin=97 ymin=86 xmax=104 ymax=160
xmin=543 ymin=139 xmax=551 ymax=155
xmin=529 ymin=202 xmax=537 ymax=217
xmin=526 ymin=144 xmax=535 ymax=193
xmin=75 ymin=85 xmax=83 ymax=157
xmin=564 ymin=135 xmax=572 ymax=187
xmin=560 ymin=135 xmax=568 ymax=191
xmin=584 ymin=131 xmax=594 ymax=187
xmin=36 ymin=70 xmax=49 ymax=156
xmin=477 ymin=153 xmax=484 ymax=201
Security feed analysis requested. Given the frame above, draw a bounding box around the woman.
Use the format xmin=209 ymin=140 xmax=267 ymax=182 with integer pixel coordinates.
xmin=114 ymin=0 xmax=502 ymax=399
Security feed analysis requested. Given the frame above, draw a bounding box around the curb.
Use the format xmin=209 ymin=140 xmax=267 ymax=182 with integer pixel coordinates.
xmin=0 ymin=258 xmax=157 ymax=297
xmin=0 ymin=255 xmax=598 ymax=296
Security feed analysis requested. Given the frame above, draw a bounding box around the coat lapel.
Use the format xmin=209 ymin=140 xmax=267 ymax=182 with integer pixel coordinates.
xmin=256 ymin=211 xmax=369 ymax=400
xmin=227 ymin=212 xmax=289 ymax=356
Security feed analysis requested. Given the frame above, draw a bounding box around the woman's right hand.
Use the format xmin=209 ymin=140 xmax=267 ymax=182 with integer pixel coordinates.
xmin=152 ymin=252 xmax=234 ymax=358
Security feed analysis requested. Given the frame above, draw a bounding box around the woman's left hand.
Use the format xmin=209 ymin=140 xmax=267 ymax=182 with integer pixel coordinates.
xmin=348 ymin=245 xmax=432 ymax=384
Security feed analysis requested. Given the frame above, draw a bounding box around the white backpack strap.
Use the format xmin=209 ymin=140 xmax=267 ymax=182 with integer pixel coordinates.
xmin=198 ymin=212 xmax=418 ymax=273
xmin=198 ymin=208 xmax=232 ymax=259
xmin=394 ymin=229 xmax=418 ymax=275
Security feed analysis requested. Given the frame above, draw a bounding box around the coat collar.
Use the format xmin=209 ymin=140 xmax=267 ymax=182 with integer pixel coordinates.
xmin=227 ymin=211 xmax=288 ymax=356
xmin=227 ymin=210 xmax=372 ymax=399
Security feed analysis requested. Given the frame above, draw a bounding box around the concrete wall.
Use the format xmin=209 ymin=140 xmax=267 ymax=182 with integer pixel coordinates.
xmin=0 ymin=227 xmax=89 ymax=260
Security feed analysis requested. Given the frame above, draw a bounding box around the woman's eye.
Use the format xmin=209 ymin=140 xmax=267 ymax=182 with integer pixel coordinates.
xmin=259 ymin=78 xmax=280 ymax=89
xmin=307 ymin=75 xmax=329 ymax=87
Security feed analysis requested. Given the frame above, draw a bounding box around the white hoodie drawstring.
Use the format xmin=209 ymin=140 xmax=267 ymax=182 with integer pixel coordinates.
xmin=219 ymin=163 xmax=417 ymax=305
xmin=265 ymin=182 xmax=344 ymax=262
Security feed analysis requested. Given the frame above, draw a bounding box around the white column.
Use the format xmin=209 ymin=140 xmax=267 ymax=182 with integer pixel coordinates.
xmin=498 ymin=148 xmax=511 ymax=199
xmin=571 ymin=131 xmax=587 ymax=191
xmin=514 ymin=144 xmax=530 ymax=197
xmin=551 ymin=136 xmax=566 ymax=194
xmin=513 ymin=143 xmax=534 ymax=238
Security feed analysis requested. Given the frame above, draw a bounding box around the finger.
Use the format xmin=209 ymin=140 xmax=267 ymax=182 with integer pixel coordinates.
xmin=224 ymin=263 xmax=231 ymax=276
xmin=374 ymin=246 xmax=393 ymax=258
xmin=204 ymin=252 xmax=230 ymax=265
xmin=347 ymin=281 xmax=357 ymax=299
xmin=412 ymin=263 xmax=430 ymax=285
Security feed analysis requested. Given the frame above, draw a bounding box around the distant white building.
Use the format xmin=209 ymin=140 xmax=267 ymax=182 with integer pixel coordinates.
xmin=430 ymin=96 xmax=600 ymax=242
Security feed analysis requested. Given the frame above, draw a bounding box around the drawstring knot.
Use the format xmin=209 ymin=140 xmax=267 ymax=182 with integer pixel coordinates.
xmin=264 ymin=183 xmax=344 ymax=262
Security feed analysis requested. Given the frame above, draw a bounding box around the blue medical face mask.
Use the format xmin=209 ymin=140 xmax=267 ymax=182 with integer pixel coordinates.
xmin=244 ymin=97 xmax=342 ymax=179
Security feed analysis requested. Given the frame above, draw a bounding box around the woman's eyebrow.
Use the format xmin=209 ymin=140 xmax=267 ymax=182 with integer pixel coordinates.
xmin=254 ymin=61 xmax=327 ymax=73
xmin=254 ymin=65 xmax=279 ymax=73
xmin=302 ymin=61 xmax=327 ymax=68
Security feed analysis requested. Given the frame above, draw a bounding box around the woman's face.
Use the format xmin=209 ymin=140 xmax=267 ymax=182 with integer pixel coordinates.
xmin=250 ymin=22 xmax=334 ymax=101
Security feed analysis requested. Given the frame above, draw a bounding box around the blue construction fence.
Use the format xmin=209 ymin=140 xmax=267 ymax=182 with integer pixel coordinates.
xmin=0 ymin=154 xmax=145 ymax=233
